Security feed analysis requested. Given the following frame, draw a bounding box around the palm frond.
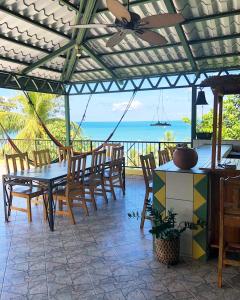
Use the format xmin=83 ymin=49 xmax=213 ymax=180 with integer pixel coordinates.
xmin=0 ymin=111 xmax=25 ymax=134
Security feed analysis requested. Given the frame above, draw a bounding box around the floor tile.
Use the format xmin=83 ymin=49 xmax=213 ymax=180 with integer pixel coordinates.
xmin=0 ymin=176 xmax=240 ymax=300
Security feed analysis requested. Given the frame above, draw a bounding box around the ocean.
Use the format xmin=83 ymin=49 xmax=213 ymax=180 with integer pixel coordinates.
xmin=81 ymin=121 xmax=191 ymax=142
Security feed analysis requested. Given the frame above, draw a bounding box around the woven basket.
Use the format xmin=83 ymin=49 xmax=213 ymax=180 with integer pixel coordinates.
xmin=155 ymin=237 xmax=180 ymax=265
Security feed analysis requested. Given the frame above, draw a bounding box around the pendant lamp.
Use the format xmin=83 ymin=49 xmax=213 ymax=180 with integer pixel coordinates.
xmin=196 ymin=89 xmax=208 ymax=105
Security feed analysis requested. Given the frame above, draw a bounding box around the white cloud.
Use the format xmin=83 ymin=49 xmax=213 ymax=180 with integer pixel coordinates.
xmin=112 ymin=100 xmax=143 ymax=112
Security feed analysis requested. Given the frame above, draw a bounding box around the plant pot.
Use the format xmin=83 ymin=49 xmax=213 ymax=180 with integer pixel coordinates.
xmin=173 ymin=147 xmax=198 ymax=170
xmin=155 ymin=237 xmax=180 ymax=265
xmin=196 ymin=132 xmax=212 ymax=140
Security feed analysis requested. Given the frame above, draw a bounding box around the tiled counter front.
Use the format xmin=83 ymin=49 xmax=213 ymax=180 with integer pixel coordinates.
xmin=153 ymin=170 xmax=208 ymax=261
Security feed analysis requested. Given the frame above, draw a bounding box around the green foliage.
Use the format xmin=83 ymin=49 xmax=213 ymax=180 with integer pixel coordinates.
xmin=163 ymin=131 xmax=175 ymax=142
xmin=129 ymin=148 xmax=139 ymax=167
xmin=128 ymin=199 xmax=205 ymax=240
xmin=182 ymin=95 xmax=240 ymax=139
xmin=0 ymin=92 xmax=83 ymax=141
xmin=181 ymin=117 xmax=190 ymax=125
xmin=0 ymin=92 xmax=86 ymax=158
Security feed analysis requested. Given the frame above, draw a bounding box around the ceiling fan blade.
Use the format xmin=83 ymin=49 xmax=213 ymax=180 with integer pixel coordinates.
xmin=106 ymin=30 xmax=127 ymax=47
xmin=140 ymin=14 xmax=185 ymax=29
xmin=106 ymin=0 xmax=131 ymax=22
xmin=135 ymin=30 xmax=168 ymax=46
xmin=71 ymin=24 xmax=116 ymax=29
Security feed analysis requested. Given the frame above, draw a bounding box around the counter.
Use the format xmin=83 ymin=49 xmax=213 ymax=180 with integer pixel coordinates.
xmin=153 ymin=144 xmax=232 ymax=261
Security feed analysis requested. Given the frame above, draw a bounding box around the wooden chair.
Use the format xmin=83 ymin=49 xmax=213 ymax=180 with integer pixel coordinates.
xmin=58 ymin=146 xmax=73 ymax=162
xmin=104 ymin=146 xmax=125 ymax=200
xmin=5 ymin=153 xmax=44 ymax=222
xmin=32 ymin=149 xmax=52 ymax=205
xmin=33 ymin=149 xmax=51 ymax=167
xmin=167 ymin=146 xmax=176 ymax=160
xmin=85 ymin=149 xmax=108 ymax=206
xmin=158 ymin=149 xmax=170 ymax=165
xmin=53 ymin=154 xmax=89 ymax=224
xmin=218 ymin=176 xmax=240 ymax=288
xmin=101 ymin=142 xmax=121 ymax=159
xmin=140 ymin=152 xmax=156 ymax=229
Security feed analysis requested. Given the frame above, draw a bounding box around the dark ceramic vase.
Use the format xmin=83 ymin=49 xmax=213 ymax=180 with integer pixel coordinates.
xmin=173 ymin=147 xmax=198 ymax=170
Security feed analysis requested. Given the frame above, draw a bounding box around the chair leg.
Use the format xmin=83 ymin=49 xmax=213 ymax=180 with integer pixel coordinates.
xmin=27 ymin=197 xmax=32 ymax=223
xmin=140 ymin=190 xmax=149 ymax=229
xmin=43 ymin=194 xmax=48 ymax=221
xmin=90 ymin=188 xmax=97 ymax=211
xmin=101 ymin=181 xmax=108 ymax=203
xmin=66 ymin=199 xmax=75 ymax=225
xmin=109 ymin=178 xmax=116 ymax=201
xmin=82 ymin=201 xmax=89 ymax=216
xmin=119 ymin=175 xmax=125 ymax=195
xmin=59 ymin=200 xmax=63 ymax=211
xmin=8 ymin=189 xmax=13 ymax=217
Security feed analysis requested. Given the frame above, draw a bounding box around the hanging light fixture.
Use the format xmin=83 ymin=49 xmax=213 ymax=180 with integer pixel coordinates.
xmin=196 ymin=88 xmax=208 ymax=105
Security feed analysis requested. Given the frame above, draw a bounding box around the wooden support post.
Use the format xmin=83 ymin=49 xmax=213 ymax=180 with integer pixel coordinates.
xmin=64 ymin=94 xmax=71 ymax=146
xmin=217 ymin=96 xmax=223 ymax=162
xmin=191 ymin=86 xmax=197 ymax=145
xmin=211 ymin=91 xmax=219 ymax=169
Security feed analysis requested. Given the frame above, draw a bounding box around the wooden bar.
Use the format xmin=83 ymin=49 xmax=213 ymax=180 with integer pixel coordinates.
xmin=217 ymin=96 xmax=223 ymax=162
xmin=153 ymin=144 xmax=240 ymax=260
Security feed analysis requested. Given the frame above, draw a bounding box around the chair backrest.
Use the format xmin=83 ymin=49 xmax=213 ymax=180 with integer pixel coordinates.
xmin=167 ymin=146 xmax=176 ymax=160
xmin=220 ymin=176 xmax=240 ymax=228
xmin=140 ymin=152 xmax=156 ymax=187
xmin=112 ymin=146 xmax=124 ymax=161
xmin=5 ymin=152 xmax=30 ymax=173
xmin=33 ymin=149 xmax=51 ymax=167
xmin=66 ymin=154 xmax=86 ymax=195
xmin=58 ymin=146 xmax=73 ymax=162
xmin=91 ymin=149 xmax=106 ymax=175
xmin=110 ymin=146 xmax=124 ymax=173
xmin=158 ymin=149 xmax=170 ymax=165
xmin=101 ymin=142 xmax=121 ymax=159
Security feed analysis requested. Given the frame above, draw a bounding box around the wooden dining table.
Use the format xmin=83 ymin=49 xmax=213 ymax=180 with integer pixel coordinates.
xmin=2 ymin=156 xmax=125 ymax=231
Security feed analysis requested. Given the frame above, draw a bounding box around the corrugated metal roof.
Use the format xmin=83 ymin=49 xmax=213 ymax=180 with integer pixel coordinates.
xmin=0 ymin=0 xmax=239 ymax=84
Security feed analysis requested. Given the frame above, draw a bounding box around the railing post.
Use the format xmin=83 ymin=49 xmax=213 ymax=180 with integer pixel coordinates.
xmin=90 ymin=140 xmax=93 ymax=152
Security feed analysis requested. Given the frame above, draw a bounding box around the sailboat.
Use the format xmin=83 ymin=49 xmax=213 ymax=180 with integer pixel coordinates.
xmin=150 ymin=91 xmax=171 ymax=127
xmin=150 ymin=120 xmax=171 ymax=127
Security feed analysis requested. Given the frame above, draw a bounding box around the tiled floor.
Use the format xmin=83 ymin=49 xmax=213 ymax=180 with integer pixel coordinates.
xmin=0 ymin=176 xmax=240 ymax=300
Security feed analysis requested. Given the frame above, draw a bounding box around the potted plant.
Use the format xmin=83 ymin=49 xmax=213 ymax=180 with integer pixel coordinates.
xmin=128 ymin=201 xmax=205 ymax=266
xmin=196 ymin=122 xmax=212 ymax=140
xmin=196 ymin=130 xmax=212 ymax=140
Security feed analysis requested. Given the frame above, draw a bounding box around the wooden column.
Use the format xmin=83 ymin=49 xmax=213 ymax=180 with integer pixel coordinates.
xmin=211 ymin=90 xmax=219 ymax=169
xmin=64 ymin=94 xmax=71 ymax=146
xmin=191 ymin=86 xmax=197 ymax=145
xmin=217 ymin=96 xmax=223 ymax=162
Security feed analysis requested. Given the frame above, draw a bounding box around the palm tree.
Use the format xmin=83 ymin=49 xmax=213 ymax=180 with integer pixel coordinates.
xmin=0 ymin=92 xmax=83 ymax=154
xmin=163 ymin=131 xmax=175 ymax=142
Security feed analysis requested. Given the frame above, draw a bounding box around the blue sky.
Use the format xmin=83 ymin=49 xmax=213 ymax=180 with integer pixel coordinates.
xmin=0 ymin=86 xmax=213 ymax=122
xmin=69 ymin=87 xmax=213 ymax=122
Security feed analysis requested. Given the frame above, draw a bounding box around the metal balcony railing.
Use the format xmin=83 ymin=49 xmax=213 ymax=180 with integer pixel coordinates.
xmin=0 ymin=139 xmax=191 ymax=168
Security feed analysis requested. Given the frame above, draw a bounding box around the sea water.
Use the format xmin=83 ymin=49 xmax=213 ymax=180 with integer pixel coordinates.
xmin=81 ymin=121 xmax=191 ymax=142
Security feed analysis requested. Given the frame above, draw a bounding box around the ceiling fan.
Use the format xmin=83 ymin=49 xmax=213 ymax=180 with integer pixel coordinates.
xmin=71 ymin=0 xmax=185 ymax=47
